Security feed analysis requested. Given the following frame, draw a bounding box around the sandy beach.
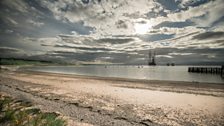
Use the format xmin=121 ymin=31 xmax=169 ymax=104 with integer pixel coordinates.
xmin=0 ymin=69 xmax=224 ymax=126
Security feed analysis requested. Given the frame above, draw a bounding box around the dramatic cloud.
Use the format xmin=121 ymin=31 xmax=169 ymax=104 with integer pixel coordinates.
xmin=192 ymin=32 xmax=224 ymax=40
xmin=0 ymin=0 xmax=224 ymax=65
xmin=0 ymin=47 xmax=26 ymax=58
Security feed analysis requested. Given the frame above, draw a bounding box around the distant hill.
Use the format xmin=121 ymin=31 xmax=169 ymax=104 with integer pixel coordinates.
xmin=0 ymin=58 xmax=53 ymax=65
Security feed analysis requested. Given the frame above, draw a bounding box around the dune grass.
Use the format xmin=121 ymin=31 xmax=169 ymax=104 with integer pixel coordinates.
xmin=0 ymin=94 xmax=66 ymax=126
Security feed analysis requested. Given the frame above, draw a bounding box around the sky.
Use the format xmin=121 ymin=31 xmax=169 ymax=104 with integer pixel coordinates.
xmin=0 ymin=0 xmax=224 ymax=65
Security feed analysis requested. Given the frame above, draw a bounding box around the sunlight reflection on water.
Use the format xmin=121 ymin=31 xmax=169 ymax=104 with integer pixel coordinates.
xmin=27 ymin=65 xmax=224 ymax=84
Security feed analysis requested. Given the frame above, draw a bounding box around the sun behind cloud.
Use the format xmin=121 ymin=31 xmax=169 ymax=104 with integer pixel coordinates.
xmin=134 ymin=23 xmax=152 ymax=34
xmin=0 ymin=0 xmax=224 ymax=65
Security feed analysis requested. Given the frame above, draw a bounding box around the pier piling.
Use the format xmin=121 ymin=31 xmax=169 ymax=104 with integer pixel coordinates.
xmin=221 ymin=65 xmax=224 ymax=78
xmin=188 ymin=66 xmax=224 ymax=78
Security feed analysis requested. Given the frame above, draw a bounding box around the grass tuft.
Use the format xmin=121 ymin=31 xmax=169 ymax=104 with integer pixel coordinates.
xmin=0 ymin=94 xmax=67 ymax=126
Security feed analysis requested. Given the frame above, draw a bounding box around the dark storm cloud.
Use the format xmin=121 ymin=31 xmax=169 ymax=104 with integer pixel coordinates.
xmin=50 ymin=51 xmax=129 ymax=63
xmin=153 ymin=21 xmax=194 ymax=29
xmin=50 ymin=51 xmax=101 ymax=62
xmin=96 ymin=38 xmax=134 ymax=44
xmin=158 ymin=47 xmax=224 ymax=58
xmin=54 ymin=44 xmax=112 ymax=52
xmin=57 ymin=35 xmax=135 ymax=45
xmin=115 ymin=20 xmax=128 ymax=29
xmin=123 ymin=12 xmax=144 ymax=19
xmin=156 ymin=0 xmax=181 ymax=11
xmin=145 ymin=4 xmax=167 ymax=19
xmin=214 ymin=40 xmax=224 ymax=46
xmin=0 ymin=47 xmax=21 ymax=53
xmin=0 ymin=47 xmax=25 ymax=58
xmin=156 ymin=0 xmax=212 ymax=12
xmin=181 ymin=0 xmax=212 ymax=8
xmin=211 ymin=16 xmax=224 ymax=27
xmin=193 ymin=32 xmax=224 ymax=40
xmin=0 ymin=0 xmax=93 ymax=38
xmin=171 ymin=32 xmax=199 ymax=41
xmin=139 ymin=34 xmax=174 ymax=42
xmin=40 ymin=44 xmax=50 ymax=47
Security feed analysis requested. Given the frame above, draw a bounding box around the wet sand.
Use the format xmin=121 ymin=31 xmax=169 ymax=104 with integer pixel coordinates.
xmin=0 ymin=69 xmax=224 ymax=126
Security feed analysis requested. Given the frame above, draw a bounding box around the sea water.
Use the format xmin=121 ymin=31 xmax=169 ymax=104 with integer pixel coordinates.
xmin=25 ymin=65 xmax=224 ymax=84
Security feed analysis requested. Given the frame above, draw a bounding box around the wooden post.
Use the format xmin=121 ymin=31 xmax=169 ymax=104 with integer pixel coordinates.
xmin=221 ymin=65 xmax=224 ymax=78
xmin=188 ymin=66 xmax=224 ymax=77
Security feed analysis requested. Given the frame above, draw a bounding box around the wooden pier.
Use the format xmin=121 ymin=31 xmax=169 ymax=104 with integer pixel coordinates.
xmin=188 ymin=66 xmax=224 ymax=78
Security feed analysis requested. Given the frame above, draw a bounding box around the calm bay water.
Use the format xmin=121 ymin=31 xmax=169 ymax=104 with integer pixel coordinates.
xmin=26 ymin=65 xmax=224 ymax=84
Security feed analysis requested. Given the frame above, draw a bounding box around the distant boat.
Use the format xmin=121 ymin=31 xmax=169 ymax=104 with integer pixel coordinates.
xmin=167 ymin=63 xmax=175 ymax=66
xmin=148 ymin=50 xmax=156 ymax=66
xmin=171 ymin=63 xmax=175 ymax=66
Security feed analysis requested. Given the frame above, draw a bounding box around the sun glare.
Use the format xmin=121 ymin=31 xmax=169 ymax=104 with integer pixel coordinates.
xmin=134 ymin=23 xmax=151 ymax=34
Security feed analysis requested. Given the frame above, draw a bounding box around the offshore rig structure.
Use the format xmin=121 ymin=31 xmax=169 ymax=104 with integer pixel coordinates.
xmin=148 ymin=50 xmax=156 ymax=66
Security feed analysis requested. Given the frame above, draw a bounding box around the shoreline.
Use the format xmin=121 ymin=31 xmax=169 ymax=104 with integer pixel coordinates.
xmin=17 ymin=69 xmax=224 ymax=97
xmin=3 ymin=64 xmax=224 ymax=85
xmin=0 ymin=69 xmax=224 ymax=125
xmin=21 ymin=69 xmax=224 ymax=86
xmin=18 ymin=64 xmax=224 ymax=84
